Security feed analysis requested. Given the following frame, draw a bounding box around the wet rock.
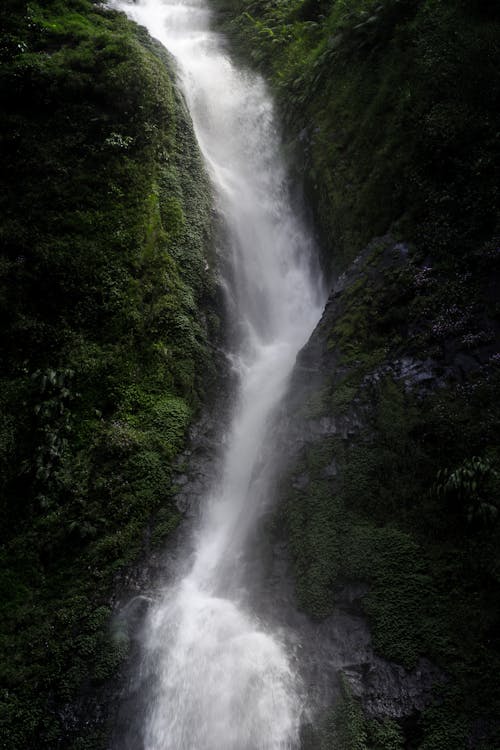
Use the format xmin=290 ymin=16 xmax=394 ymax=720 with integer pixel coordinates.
xmin=292 ymin=473 xmax=310 ymax=489
xmin=259 ymin=238 xmax=452 ymax=732
xmin=344 ymin=656 xmax=443 ymax=718
xmin=323 ymin=459 xmax=337 ymax=477
xmin=254 ymin=527 xmax=444 ymax=725
xmin=454 ymin=350 xmax=482 ymax=377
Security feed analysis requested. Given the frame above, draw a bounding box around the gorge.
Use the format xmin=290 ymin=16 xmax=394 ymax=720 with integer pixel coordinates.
xmin=0 ymin=0 xmax=499 ymax=748
xmin=111 ymin=0 xmax=323 ymax=746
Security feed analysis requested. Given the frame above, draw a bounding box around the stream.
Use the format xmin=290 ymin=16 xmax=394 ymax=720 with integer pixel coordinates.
xmin=111 ymin=1 xmax=325 ymax=746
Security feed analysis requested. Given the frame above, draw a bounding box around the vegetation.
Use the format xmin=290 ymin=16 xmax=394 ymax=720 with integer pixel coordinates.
xmin=302 ymin=677 xmax=404 ymax=749
xmin=1 ymin=0 xmax=499 ymax=748
xmin=0 ymin=1 xmax=217 ymax=747
xmin=215 ymin=0 xmax=499 ymax=278
xmin=276 ymin=239 xmax=500 ymax=748
xmin=209 ymin=2 xmax=500 ymax=746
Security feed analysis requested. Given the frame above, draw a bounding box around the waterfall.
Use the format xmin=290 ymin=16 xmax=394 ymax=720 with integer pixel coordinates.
xmin=112 ymin=1 xmax=325 ymax=747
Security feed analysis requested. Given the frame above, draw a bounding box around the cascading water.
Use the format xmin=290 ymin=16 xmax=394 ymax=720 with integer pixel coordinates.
xmin=112 ymin=1 xmax=325 ymax=747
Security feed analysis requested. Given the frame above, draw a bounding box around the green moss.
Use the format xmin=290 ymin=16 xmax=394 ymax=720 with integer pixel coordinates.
xmin=216 ymin=0 xmax=499 ymax=276
xmin=151 ymin=506 xmax=182 ymax=548
xmin=282 ymin=328 xmax=500 ymax=745
xmin=0 ymin=1 xmax=217 ymax=747
xmin=317 ymin=678 xmax=369 ymax=750
xmin=286 ymin=476 xmax=345 ymax=618
xmin=301 ymin=386 xmax=331 ymax=419
xmin=345 ymin=523 xmax=439 ymax=668
xmin=367 ymin=717 xmax=404 ymax=750
xmin=213 ymin=0 xmax=500 ymax=745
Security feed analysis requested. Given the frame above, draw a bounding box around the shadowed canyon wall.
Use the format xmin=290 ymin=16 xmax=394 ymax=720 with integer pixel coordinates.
xmin=0 ymin=1 xmax=220 ymax=746
xmin=212 ymin=0 xmax=500 ymax=746
xmin=0 ymin=0 xmax=499 ymax=748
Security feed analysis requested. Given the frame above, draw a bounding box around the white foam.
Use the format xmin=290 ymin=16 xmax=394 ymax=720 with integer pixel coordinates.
xmin=111 ymin=1 xmax=325 ymax=746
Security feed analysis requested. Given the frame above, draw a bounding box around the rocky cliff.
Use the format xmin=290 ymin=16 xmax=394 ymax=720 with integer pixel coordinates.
xmin=0 ymin=2 xmax=219 ymax=747
xmin=1 ymin=0 xmax=499 ymax=748
xmin=213 ymin=0 xmax=500 ymax=747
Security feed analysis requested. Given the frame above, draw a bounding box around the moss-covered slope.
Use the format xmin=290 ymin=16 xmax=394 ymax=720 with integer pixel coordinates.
xmin=0 ymin=1 xmax=217 ymax=747
xmin=280 ymin=237 xmax=500 ymax=747
xmin=212 ymin=1 xmax=500 ymax=747
xmin=216 ymin=0 xmax=499 ymax=277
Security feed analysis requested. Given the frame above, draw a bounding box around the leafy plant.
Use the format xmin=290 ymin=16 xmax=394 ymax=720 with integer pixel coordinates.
xmin=434 ymin=456 xmax=499 ymax=527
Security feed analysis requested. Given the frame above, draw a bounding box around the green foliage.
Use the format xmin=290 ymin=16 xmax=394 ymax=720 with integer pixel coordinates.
xmin=282 ymin=349 xmax=500 ymax=745
xmin=215 ymin=0 xmax=500 ymax=746
xmin=281 ymin=243 xmax=500 ymax=750
xmin=433 ymin=455 xmax=499 ymax=527
xmin=0 ymin=1 xmax=217 ymax=747
xmin=317 ymin=678 xmax=369 ymax=750
xmin=31 ymin=367 xmax=79 ymax=507
xmin=217 ymin=0 xmax=499 ymax=277
xmin=286 ymin=471 xmax=346 ymax=618
xmin=367 ymin=717 xmax=404 ymax=750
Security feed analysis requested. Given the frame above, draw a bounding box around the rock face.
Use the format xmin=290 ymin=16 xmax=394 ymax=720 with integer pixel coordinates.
xmin=0 ymin=3 xmax=223 ymax=748
xmin=1 ymin=0 xmax=498 ymax=747
xmin=67 ymin=374 xmax=233 ymax=749
xmin=260 ymin=235 xmax=500 ymax=747
xmin=252 ymin=537 xmax=444 ymax=725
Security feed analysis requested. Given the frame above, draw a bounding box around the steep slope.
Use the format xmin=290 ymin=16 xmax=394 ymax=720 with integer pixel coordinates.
xmin=277 ymin=237 xmax=500 ymax=748
xmin=0 ymin=1 xmax=218 ymax=747
xmin=212 ymin=1 xmax=500 ymax=747
xmin=216 ymin=0 xmax=499 ymax=276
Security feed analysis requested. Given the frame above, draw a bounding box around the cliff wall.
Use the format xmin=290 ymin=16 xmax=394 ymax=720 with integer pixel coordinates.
xmin=0 ymin=2 xmax=219 ymax=746
xmin=213 ymin=1 xmax=500 ymax=746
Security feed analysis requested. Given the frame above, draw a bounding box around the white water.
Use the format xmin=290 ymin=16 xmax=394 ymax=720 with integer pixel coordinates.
xmin=112 ymin=1 xmax=324 ymax=747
